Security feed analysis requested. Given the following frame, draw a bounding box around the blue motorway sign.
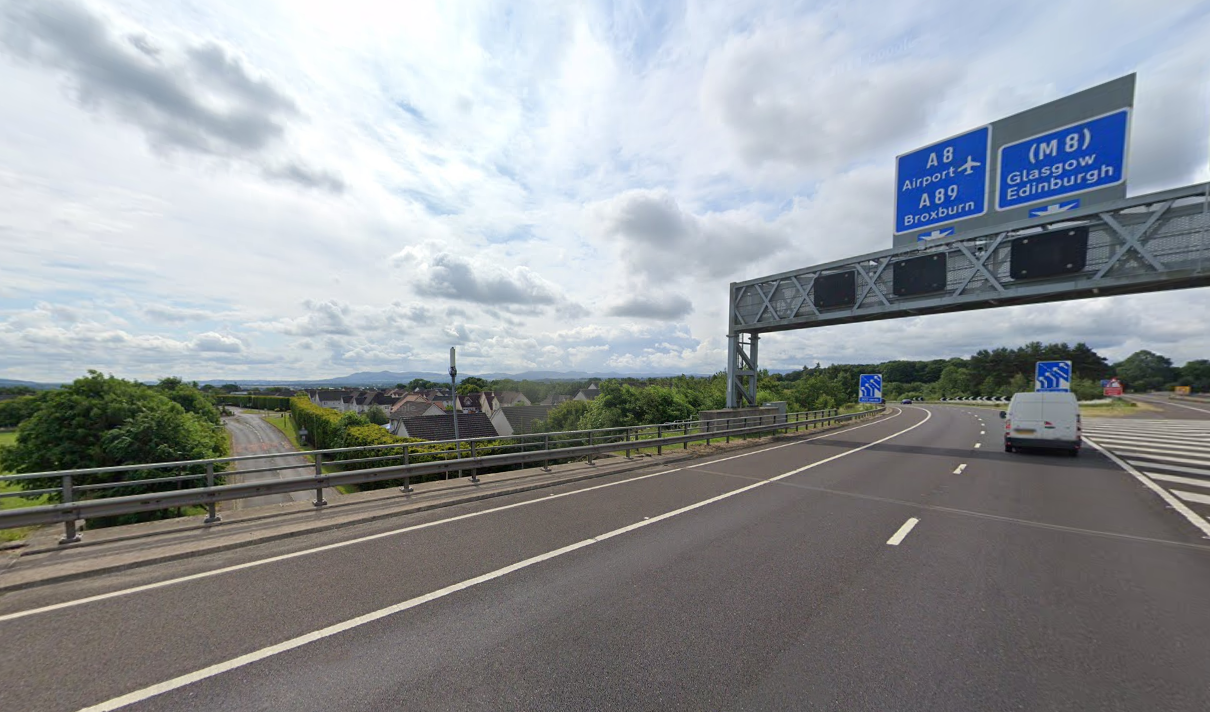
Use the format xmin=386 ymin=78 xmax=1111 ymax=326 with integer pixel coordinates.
xmin=1035 ymin=360 xmax=1072 ymax=393
xmin=997 ymin=108 xmax=1130 ymax=210
xmin=859 ymin=374 xmax=883 ymax=404
xmin=895 ymin=125 xmax=990 ymax=235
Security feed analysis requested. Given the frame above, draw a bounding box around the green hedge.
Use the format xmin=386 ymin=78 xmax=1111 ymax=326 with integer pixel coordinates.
xmin=216 ymin=395 xmax=292 ymax=411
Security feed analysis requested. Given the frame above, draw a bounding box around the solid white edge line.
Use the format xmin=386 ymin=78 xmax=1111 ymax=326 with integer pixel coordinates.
xmin=953 ymin=464 xmax=967 ymax=475
xmin=1084 ymin=437 xmax=1210 ymax=539
xmin=886 ymin=517 xmax=920 ymax=546
xmin=2 ymin=409 xmax=905 ymax=624
xmin=75 ymin=410 xmax=935 ymax=712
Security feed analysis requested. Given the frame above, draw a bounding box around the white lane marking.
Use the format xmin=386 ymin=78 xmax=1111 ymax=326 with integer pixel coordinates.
xmin=75 ymin=409 xmax=935 ymax=712
xmin=1089 ymin=433 xmax=1210 ymax=450
xmin=953 ymin=464 xmax=967 ymax=475
xmin=1 ymin=409 xmax=904 ymax=623
xmin=1098 ymin=442 xmax=1209 ymax=457
xmin=1115 ymin=452 xmax=1210 ymax=467
xmin=980 ymin=431 xmax=986 ymax=435
xmin=974 ymin=443 xmax=982 ymax=448
xmin=1125 ymin=461 xmax=1210 ymax=477
xmin=1145 ymin=472 xmax=1210 ymax=489
xmin=886 ymin=517 xmax=920 ymax=546
xmin=1083 ymin=438 xmax=1210 ymax=539
xmin=1172 ymin=490 xmax=1210 ymax=506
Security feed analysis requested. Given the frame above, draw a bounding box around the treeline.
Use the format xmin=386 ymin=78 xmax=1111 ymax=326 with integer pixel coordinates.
xmin=0 ymin=373 xmax=229 ymax=526
xmin=214 ymin=394 xmax=292 ymax=411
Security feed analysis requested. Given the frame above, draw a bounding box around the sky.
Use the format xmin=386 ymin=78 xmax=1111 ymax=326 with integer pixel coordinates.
xmin=0 ymin=0 xmax=1208 ymax=382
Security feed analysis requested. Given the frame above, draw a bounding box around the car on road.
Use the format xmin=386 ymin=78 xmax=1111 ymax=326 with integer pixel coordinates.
xmin=901 ymin=398 xmax=913 ymax=404
xmin=1001 ymin=391 xmax=1081 ymax=456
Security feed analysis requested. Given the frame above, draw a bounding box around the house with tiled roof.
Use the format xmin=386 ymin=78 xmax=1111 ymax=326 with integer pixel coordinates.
xmin=540 ymin=393 xmax=572 ymax=406
xmin=573 ymin=383 xmax=600 ymax=401
xmin=489 ymin=404 xmax=554 ymax=437
xmin=390 ymin=412 xmax=498 ymax=441
xmin=455 ymin=394 xmax=482 ymax=413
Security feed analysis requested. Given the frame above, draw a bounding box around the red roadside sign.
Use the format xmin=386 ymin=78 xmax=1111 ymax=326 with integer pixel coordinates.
xmin=1104 ymin=378 xmax=1123 ymax=396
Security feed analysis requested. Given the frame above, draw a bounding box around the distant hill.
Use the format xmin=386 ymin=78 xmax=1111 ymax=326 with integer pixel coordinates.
xmin=0 ymin=378 xmax=60 ymax=390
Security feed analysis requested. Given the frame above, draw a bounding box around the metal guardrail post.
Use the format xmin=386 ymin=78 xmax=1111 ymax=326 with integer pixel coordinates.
xmin=469 ymin=441 xmax=480 ymax=483
xmin=59 ymin=474 xmax=81 ymax=545
xmin=204 ymin=462 xmax=220 ymax=524
xmin=625 ymin=428 xmax=631 ymax=459
xmin=400 ymin=445 xmax=413 ymax=493
xmin=684 ymin=422 xmax=689 ymax=449
xmin=543 ymin=434 xmax=551 ymax=472
xmin=657 ymin=425 xmax=663 ymax=455
xmin=313 ymin=452 xmax=327 ymax=507
xmin=588 ymin=431 xmax=594 ymax=465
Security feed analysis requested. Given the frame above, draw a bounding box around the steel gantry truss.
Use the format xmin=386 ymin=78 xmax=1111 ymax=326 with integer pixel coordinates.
xmin=726 ymin=182 xmax=1210 ymax=408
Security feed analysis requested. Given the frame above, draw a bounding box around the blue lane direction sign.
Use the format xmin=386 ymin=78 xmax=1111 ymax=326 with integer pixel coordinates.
xmin=1035 ymin=360 xmax=1072 ymax=393
xmin=859 ymin=374 xmax=883 ymax=404
xmin=997 ymin=108 xmax=1130 ymax=211
xmin=895 ymin=126 xmax=991 ymax=235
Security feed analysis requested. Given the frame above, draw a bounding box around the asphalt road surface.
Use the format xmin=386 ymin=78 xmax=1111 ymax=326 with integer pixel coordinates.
xmin=1125 ymin=393 xmax=1210 ymax=421
xmin=223 ymin=409 xmax=327 ymax=510
xmin=3 ymin=405 xmax=1209 ymax=711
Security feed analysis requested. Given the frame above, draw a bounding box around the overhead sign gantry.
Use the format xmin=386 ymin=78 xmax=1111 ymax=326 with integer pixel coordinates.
xmin=726 ymin=74 xmax=1208 ymax=409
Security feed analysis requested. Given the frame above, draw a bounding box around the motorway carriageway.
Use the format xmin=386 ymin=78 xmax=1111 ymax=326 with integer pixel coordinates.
xmin=2 ymin=405 xmax=1209 ymax=711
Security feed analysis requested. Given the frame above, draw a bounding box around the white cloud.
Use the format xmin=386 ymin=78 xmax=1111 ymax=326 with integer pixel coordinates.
xmin=1 ymin=0 xmax=1208 ymax=383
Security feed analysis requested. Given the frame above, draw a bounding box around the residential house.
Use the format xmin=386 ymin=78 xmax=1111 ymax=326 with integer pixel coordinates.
xmin=316 ymin=390 xmax=353 ymax=410
xmin=455 ymin=394 xmax=482 ymax=413
xmin=389 ymin=394 xmax=445 ymax=419
xmin=391 ymin=412 xmax=498 ymax=441
xmin=489 ymin=404 xmax=554 ymax=437
xmin=540 ymin=394 xmax=572 ymax=406
xmin=573 ymin=383 xmax=600 ymax=401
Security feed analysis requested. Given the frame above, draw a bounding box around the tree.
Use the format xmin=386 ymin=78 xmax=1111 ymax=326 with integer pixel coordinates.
xmin=0 ymin=394 xmax=46 ymax=427
xmin=366 ymin=405 xmax=389 ymax=425
xmin=456 ymin=383 xmax=483 ymax=396
xmin=220 ymin=383 xmax=241 ymax=393
xmin=1177 ymin=359 xmax=1210 ymax=392
xmin=0 ymin=373 xmax=228 ymax=513
xmin=459 ymin=376 xmax=489 ymax=390
xmin=1112 ymin=350 xmax=1175 ymax=392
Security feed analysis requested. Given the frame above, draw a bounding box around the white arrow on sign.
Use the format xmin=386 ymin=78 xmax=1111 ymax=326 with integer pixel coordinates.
xmin=917 ymin=228 xmax=955 ymax=241
xmin=1029 ymin=200 xmax=1080 ymax=218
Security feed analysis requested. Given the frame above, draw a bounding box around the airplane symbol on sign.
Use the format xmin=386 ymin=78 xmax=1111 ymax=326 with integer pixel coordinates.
xmin=957 ymin=156 xmax=982 ymax=176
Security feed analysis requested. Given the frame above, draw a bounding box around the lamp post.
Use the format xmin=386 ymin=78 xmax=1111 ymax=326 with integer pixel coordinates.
xmin=450 ymin=347 xmax=460 ymax=478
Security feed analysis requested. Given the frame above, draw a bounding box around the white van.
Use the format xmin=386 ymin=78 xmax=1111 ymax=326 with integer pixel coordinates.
xmin=1000 ymin=392 xmax=1081 ymax=456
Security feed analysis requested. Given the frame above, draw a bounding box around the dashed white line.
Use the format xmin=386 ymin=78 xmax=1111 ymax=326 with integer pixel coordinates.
xmin=953 ymin=464 xmax=967 ymax=475
xmin=974 ymin=443 xmax=982 ymax=449
xmin=886 ymin=517 xmax=920 ymax=546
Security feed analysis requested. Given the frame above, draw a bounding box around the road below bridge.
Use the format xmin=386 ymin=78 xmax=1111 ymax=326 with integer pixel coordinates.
xmin=2 ymin=405 xmax=1209 ymax=711
xmin=223 ymin=409 xmax=332 ymax=510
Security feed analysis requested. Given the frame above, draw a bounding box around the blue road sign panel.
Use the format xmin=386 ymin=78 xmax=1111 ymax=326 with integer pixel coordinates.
xmin=997 ymin=108 xmax=1130 ymax=211
xmin=1035 ymin=361 xmax=1072 ymax=393
xmin=859 ymin=374 xmax=883 ymax=404
xmin=895 ymin=125 xmax=991 ymax=235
